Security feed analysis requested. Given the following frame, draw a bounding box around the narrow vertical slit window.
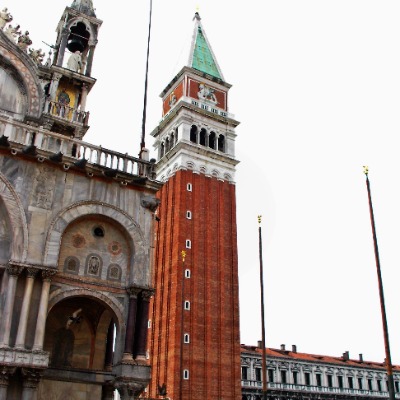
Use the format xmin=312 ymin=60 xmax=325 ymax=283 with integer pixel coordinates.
xmin=185 ymin=269 xmax=191 ymax=278
xmin=184 ymin=301 xmax=190 ymax=310
xmin=184 ymin=333 xmax=190 ymax=343
xmin=186 ymin=211 xmax=192 ymax=219
xmin=185 ymin=240 xmax=191 ymax=249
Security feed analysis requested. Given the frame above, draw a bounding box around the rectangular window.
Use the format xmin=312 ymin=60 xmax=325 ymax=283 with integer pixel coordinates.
xmin=304 ymin=372 xmax=311 ymax=386
xmin=368 ymin=379 xmax=373 ymax=391
xmin=241 ymin=367 xmax=248 ymax=380
xmin=377 ymin=380 xmax=382 ymax=392
xmin=293 ymin=371 xmax=298 ymax=385
xmin=268 ymin=369 xmax=274 ymax=383
xmin=281 ymin=370 xmax=287 ymax=384
xmin=358 ymin=377 xmax=363 ymax=389
xmin=316 ymin=374 xmax=322 ymax=387
xmin=185 ymin=239 xmax=191 ymax=249
xmin=338 ymin=376 xmax=343 ymax=388
xmin=183 ymin=369 xmax=189 ymax=380
xmin=255 ymin=368 xmax=261 ymax=382
xmin=185 ymin=269 xmax=191 ymax=278
xmin=327 ymin=375 xmax=333 ymax=388
xmin=348 ymin=376 xmax=354 ymax=389
xmin=187 ymin=183 xmax=192 ymax=192
xmin=395 ymin=381 xmax=399 ymax=392
xmin=184 ymin=300 xmax=190 ymax=310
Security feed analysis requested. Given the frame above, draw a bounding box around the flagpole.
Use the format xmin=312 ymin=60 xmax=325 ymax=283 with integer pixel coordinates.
xmin=363 ymin=166 xmax=395 ymax=400
xmin=258 ymin=216 xmax=267 ymax=400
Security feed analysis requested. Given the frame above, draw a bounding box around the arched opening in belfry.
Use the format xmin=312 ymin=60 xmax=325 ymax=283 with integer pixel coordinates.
xmin=67 ymin=22 xmax=90 ymax=54
xmin=199 ymin=128 xmax=207 ymax=146
xmin=190 ymin=125 xmax=198 ymax=143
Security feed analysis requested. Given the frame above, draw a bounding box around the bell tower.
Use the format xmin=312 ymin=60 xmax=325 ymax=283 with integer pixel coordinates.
xmin=149 ymin=12 xmax=242 ymax=400
xmin=42 ymin=0 xmax=102 ymax=139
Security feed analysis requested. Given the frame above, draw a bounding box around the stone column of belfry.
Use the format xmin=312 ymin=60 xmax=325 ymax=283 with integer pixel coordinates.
xmin=56 ymin=29 xmax=69 ymax=67
xmin=134 ymin=289 xmax=154 ymax=360
xmin=32 ymin=270 xmax=56 ymax=351
xmin=85 ymin=43 xmax=96 ymax=77
xmin=0 ymin=264 xmax=23 ymax=347
xmin=15 ymin=268 xmax=38 ymax=349
xmin=122 ymin=287 xmax=141 ymax=361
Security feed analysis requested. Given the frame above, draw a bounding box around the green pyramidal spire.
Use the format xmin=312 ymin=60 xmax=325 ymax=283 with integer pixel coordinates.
xmin=188 ymin=12 xmax=224 ymax=81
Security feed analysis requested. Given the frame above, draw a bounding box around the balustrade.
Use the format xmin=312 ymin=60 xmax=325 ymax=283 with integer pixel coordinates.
xmin=45 ymin=101 xmax=89 ymax=125
xmin=0 ymin=116 xmax=154 ymax=179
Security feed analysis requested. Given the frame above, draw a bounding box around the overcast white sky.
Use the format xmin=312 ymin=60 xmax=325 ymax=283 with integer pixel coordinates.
xmin=9 ymin=0 xmax=400 ymax=364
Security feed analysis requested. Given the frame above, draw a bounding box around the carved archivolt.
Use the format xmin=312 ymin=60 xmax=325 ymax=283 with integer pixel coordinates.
xmin=0 ymin=172 xmax=28 ymax=262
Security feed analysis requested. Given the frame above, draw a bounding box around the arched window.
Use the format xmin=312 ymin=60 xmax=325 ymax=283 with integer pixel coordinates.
xmin=160 ymin=143 xmax=165 ymax=158
xmin=184 ymin=333 xmax=190 ymax=343
xmin=218 ymin=134 xmax=225 ymax=152
xmin=200 ymin=128 xmax=207 ymax=146
xmin=209 ymin=131 xmax=216 ymax=150
xmin=183 ymin=369 xmax=190 ymax=379
xmin=184 ymin=301 xmax=190 ymax=310
xmin=186 ymin=210 xmax=192 ymax=219
xmin=165 ymin=137 xmax=170 ymax=153
xmin=190 ymin=125 xmax=198 ymax=143
xmin=185 ymin=239 xmax=191 ymax=249
xmin=185 ymin=269 xmax=191 ymax=278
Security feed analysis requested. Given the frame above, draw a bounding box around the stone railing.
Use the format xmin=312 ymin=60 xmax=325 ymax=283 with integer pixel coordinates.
xmin=0 ymin=115 xmax=155 ymax=179
xmin=242 ymin=380 xmax=399 ymax=398
xmin=44 ymin=100 xmax=89 ymax=125
xmin=162 ymin=95 xmax=235 ymax=121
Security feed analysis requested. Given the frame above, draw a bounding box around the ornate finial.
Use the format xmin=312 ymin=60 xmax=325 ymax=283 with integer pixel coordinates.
xmin=257 ymin=215 xmax=262 ymax=224
xmin=363 ymin=166 xmax=369 ymax=176
xmin=181 ymin=250 xmax=186 ymax=263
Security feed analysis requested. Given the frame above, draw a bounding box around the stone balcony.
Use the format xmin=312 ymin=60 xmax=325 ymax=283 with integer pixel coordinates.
xmin=0 ymin=115 xmax=159 ymax=186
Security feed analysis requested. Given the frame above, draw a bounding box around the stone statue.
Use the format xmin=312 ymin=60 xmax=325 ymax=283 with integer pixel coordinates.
xmin=17 ymin=31 xmax=32 ymax=52
xmin=29 ymin=48 xmax=45 ymax=65
xmin=4 ymin=24 xmax=20 ymax=42
xmin=0 ymin=8 xmax=12 ymax=30
xmin=67 ymin=50 xmax=82 ymax=72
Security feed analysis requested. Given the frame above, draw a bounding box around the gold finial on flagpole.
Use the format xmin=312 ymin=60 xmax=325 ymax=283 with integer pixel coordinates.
xmin=258 ymin=215 xmax=262 ymax=224
xmin=363 ymin=165 xmax=369 ymax=176
xmin=181 ymin=250 xmax=186 ymax=263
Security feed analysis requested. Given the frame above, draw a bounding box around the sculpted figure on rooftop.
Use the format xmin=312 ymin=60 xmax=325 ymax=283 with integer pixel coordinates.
xmin=0 ymin=8 xmax=12 ymax=30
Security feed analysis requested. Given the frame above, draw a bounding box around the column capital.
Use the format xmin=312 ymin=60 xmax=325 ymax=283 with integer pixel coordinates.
xmin=6 ymin=263 xmax=23 ymax=276
xmin=141 ymin=289 xmax=155 ymax=301
xmin=21 ymin=368 xmax=43 ymax=389
xmin=0 ymin=366 xmax=16 ymax=388
xmin=26 ymin=268 xmax=39 ymax=278
xmin=126 ymin=286 xmax=142 ymax=298
xmin=42 ymin=269 xmax=57 ymax=281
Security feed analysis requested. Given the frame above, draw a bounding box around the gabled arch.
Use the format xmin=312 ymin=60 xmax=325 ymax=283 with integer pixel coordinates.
xmin=43 ymin=201 xmax=150 ymax=286
xmin=0 ymin=172 xmax=28 ymax=262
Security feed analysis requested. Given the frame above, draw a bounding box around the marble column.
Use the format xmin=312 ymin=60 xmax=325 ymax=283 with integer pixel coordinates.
xmin=122 ymin=288 xmax=140 ymax=361
xmin=0 ymin=265 xmax=22 ymax=347
xmin=21 ymin=368 xmax=41 ymax=400
xmin=33 ymin=270 xmax=55 ymax=351
xmin=80 ymin=84 xmax=88 ymax=111
xmin=15 ymin=268 xmax=38 ymax=349
xmin=56 ymin=31 xmax=68 ymax=67
xmin=134 ymin=290 xmax=154 ymax=360
xmin=85 ymin=44 xmax=96 ymax=77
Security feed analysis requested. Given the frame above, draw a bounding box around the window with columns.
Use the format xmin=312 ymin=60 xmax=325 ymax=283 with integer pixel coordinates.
xmin=189 ymin=124 xmax=225 ymax=153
